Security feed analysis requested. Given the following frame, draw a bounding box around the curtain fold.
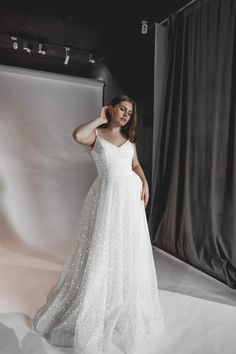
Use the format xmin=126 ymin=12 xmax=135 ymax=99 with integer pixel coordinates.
xmin=148 ymin=0 xmax=236 ymax=288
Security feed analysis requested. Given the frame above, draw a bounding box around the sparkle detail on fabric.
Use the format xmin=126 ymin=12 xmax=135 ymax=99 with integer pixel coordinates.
xmin=32 ymin=128 xmax=165 ymax=353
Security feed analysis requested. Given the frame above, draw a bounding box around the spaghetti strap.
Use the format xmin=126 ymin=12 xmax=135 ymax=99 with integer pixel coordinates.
xmin=95 ymin=128 xmax=98 ymax=137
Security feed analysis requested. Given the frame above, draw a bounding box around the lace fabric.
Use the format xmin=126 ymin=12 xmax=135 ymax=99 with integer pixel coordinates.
xmin=32 ymin=129 xmax=165 ymax=353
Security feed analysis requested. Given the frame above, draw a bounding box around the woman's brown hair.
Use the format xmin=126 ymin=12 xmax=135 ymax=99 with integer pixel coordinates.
xmin=99 ymin=94 xmax=137 ymax=143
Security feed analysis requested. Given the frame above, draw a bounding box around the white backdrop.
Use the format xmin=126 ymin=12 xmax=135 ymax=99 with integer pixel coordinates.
xmin=0 ymin=64 xmax=104 ymax=263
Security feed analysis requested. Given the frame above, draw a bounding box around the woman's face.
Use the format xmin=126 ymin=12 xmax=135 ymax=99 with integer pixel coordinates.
xmin=110 ymin=100 xmax=133 ymax=126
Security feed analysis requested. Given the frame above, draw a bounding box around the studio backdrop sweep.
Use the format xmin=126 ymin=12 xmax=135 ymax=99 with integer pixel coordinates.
xmin=0 ymin=64 xmax=104 ymax=263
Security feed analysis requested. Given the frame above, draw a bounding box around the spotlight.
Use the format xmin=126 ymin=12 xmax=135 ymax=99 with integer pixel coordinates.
xmin=88 ymin=53 xmax=96 ymax=65
xmin=11 ymin=36 xmax=18 ymax=50
xmin=141 ymin=20 xmax=148 ymax=35
xmin=64 ymin=46 xmax=70 ymax=65
xmin=38 ymin=43 xmax=46 ymax=55
xmin=23 ymin=40 xmax=33 ymax=54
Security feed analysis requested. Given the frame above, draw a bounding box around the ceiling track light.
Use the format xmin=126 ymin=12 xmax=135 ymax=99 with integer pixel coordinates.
xmin=38 ymin=43 xmax=46 ymax=55
xmin=88 ymin=53 xmax=96 ymax=65
xmin=23 ymin=40 xmax=33 ymax=54
xmin=11 ymin=36 xmax=18 ymax=50
xmin=64 ymin=46 xmax=70 ymax=65
xmin=3 ymin=33 xmax=102 ymax=64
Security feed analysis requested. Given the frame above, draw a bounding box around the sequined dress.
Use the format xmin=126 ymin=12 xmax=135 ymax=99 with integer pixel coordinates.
xmin=32 ymin=128 xmax=165 ymax=354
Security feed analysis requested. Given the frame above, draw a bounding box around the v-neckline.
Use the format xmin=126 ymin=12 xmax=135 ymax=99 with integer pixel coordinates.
xmin=97 ymin=134 xmax=129 ymax=149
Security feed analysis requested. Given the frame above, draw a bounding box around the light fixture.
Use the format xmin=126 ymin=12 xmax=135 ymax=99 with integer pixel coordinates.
xmin=4 ymin=33 xmax=97 ymax=64
xmin=88 ymin=53 xmax=96 ymax=65
xmin=38 ymin=43 xmax=46 ymax=55
xmin=23 ymin=40 xmax=33 ymax=54
xmin=64 ymin=46 xmax=70 ymax=65
xmin=141 ymin=20 xmax=148 ymax=35
xmin=11 ymin=36 xmax=18 ymax=50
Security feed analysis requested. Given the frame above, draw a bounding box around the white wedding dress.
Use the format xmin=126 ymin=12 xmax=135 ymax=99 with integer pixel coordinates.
xmin=32 ymin=128 xmax=164 ymax=354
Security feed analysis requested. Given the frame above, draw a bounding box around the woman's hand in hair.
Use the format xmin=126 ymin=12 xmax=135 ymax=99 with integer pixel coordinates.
xmin=98 ymin=105 xmax=109 ymax=124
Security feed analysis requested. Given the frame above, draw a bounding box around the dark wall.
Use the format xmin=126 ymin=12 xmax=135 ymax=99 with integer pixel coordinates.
xmin=0 ymin=5 xmax=155 ymax=96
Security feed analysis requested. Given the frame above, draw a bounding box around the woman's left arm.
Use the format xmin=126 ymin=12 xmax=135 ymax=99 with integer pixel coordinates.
xmin=132 ymin=143 xmax=149 ymax=208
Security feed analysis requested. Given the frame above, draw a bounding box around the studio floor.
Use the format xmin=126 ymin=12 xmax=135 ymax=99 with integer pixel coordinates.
xmin=0 ymin=244 xmax=235 ymax=354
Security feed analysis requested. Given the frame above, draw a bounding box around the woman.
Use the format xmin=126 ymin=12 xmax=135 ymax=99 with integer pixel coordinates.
xmin=32 ymin=94 xmax=164 ymax=354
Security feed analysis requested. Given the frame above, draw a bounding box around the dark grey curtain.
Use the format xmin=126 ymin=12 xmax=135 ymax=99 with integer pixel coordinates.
xmin=148 ymin=0 xmax=236 ymax=288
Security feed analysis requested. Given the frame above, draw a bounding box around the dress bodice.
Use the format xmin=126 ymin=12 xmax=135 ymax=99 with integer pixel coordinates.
xmin=91 ymin=129 xmax=134 ymax=177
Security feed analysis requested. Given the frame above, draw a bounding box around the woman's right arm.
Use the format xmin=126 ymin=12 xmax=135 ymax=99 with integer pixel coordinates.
xmin=73 ymin=106 xmax=108 ymax=146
